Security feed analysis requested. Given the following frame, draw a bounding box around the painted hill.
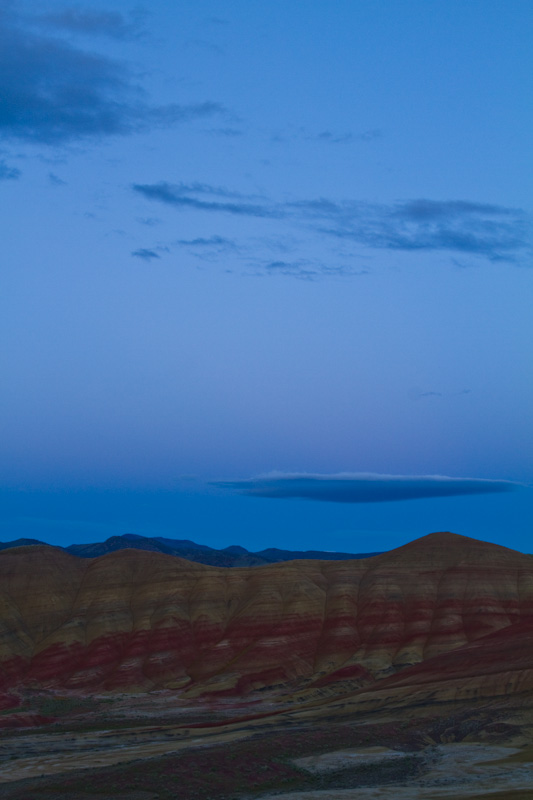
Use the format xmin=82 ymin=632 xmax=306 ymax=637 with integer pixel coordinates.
xmin=1 ymin=531 xmax=532 ymax=700
xmin=0 ymin=538 xmax=51 ymax=551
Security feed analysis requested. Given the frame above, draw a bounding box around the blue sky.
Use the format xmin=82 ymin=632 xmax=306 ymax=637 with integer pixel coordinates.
xmin=1 ymin=0 xmax=532 ymax=552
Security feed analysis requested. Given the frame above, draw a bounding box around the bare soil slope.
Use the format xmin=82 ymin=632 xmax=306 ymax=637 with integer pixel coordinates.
xmin=1 ymin=531 xmax=532 ymax=699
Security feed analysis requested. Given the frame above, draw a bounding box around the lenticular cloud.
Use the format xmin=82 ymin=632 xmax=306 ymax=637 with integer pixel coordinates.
xmin=211 ymin=473 xmax=518 ymax=503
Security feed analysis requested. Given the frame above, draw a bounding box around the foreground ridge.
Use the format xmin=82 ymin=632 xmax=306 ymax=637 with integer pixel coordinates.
xmin=1 ymin=531 xmax=532 ymax=701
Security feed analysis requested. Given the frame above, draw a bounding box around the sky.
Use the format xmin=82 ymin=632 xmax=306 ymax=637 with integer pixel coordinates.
xmin=1 ymin=0 xmax=532 ymax=553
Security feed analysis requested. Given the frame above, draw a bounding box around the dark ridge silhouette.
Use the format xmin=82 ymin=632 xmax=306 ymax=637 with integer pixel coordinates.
xmin=0 ymin=534 xmax=382 ymax=566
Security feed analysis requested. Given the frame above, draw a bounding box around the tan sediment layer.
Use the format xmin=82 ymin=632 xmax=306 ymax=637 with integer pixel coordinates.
xmin=2 ymin=532 xmax=533 ymax=698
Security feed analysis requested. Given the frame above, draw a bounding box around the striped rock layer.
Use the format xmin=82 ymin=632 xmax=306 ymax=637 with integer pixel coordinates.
xmin=1 ymin=532 xmax=532 ymax=696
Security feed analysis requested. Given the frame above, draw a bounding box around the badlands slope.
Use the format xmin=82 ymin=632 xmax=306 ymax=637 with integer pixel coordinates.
xmin=0 ymin=532 xmax=532 ymax=698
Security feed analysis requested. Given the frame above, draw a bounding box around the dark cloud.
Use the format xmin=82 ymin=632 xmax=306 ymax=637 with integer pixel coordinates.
xmin=319 ymin=199 xmax=530 ymax=262
xmin=141 ymin=181 xmax=257 ymax=200
xmin=262 ymin=259 xmax=317 ymax=278
xmin=0 ymin=159 xmax=21 ymax=180
xmin=135 ymin=180 xmax=530 ymax=263
xmin=176 ymin=235 xmax=237 ymax=248
xmin=396 ymin=199 xmax=516 ymax=221
xmin=212 ymin=473 xmax=519 ymax=503
xmin=0 ymin=14 xmax=224 ymax=144
xmin=38 ymin=8 xmax=142 ymax=39
xmin=131 ymin=248 xmax=161 ymax=261
xmin=133 ymin=182 xmax=277 ymax=218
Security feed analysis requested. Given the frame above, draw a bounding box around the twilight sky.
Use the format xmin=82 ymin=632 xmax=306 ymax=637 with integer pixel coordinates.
xmin=1 ymin=0 xmax=532 ymax=553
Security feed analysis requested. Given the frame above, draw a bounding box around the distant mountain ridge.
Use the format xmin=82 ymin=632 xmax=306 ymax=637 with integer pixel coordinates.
xmin=0 ymin=533 xmax=382 ymax=567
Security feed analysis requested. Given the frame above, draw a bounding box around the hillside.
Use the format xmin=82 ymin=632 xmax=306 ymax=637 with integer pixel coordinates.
xmin=1 ymin=531 xmax=532 ymax=698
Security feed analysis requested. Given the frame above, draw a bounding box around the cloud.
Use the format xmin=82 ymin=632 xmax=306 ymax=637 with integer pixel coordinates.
xmin=0 ymin=159 xmax=20 ymax=180
xmin=204 ymin=127 xmax=243 ymax=137
xmin=272 ymin=127 xmax=382 ymax=145
xmin=48 ymin=172 xmax=66 ymax=185
xmin=175 ymin=234 xmax=240 ymax=265
xmin=176 ymin=235 xmax=237 ymax=248
xmin=171 ymin=231 xmax=368 ymax=278
xmin=37 ymin=7 xmax=142 ymax=39
xmin=296 ymin=198 xmax=530 ymax=262
xmin=250 ymin=259 xmax=368 ymax=280
xmin=261 ymin=259 xmax=321 ymax=279
xmin=313 ymin=129 xmax=382 ymax=144
xmin=396 ymin=199 xmax=516 ymax=221
xmin=134 ymin=180 xmax=530 ymax=264
xmin=211 ymin=472 xmax=519 ymax=503
xmin=0 ymin=13 xmax=224 ymax=144
xmin=131 ymin=248 xmax=161 ymax=261
xmin=133 ymin=182 xmax=276 ymax=218
xmin=164 ymin=182 xmax=254 ymax=200
xmin=136 ymin=217 xmax=161 ymax=227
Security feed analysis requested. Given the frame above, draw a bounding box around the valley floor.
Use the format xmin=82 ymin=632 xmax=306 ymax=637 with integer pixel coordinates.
xmin=1 ymin=690 xmax=532 ymax=800
xmin=257 ymin=744 xmax=533 ymax=800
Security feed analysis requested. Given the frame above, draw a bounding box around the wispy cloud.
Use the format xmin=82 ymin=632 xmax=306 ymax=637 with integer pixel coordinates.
xmin=409 ymin=387 xmax=471 ymax=401
xmin=294 ymin=198 xmax=530 ymax=262
xmin=131 ymin=248 xmax=161 ymax=261
xmin=248 ymin=259 xmax=368 ymax=280
xmin=133 ymin=182 xmax=276 ymax=218
xmin=212 ymin=472 xmax=519 ymax=503
xmin=0 ymin=159 xmax=21 ymax=180
xmin=172 ymin=232 xmax=368 ymax=278
xmin=176 ymin=235 xmax=237 ymax=248
xmin=311 ymin=128 xmax=381 ymax=144
xmin=48 ymin=172 xmax=66 ymax=186
xmin=134 ymin=180 xmax=531 ymax=264
xmin=260 ymin=259 xmax=324 ymax=279
xmin=136 ymin=217 xmax=161 ymax=227
xmin=419 ymin=388 xmax=471 ymax=400
xmin=272 ymin=127 xmax=382 ymax=145
xmin=37 ymin=7 xmax=143 ymax=40
xmin=0 ymin=12 xmax=224 ymax=144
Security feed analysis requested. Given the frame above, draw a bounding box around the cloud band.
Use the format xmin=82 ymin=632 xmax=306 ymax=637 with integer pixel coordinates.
xmin=211 ymin=473 xmax=518 ymax=503
xmin=133 ymin=182 xmax=531 ymax=264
